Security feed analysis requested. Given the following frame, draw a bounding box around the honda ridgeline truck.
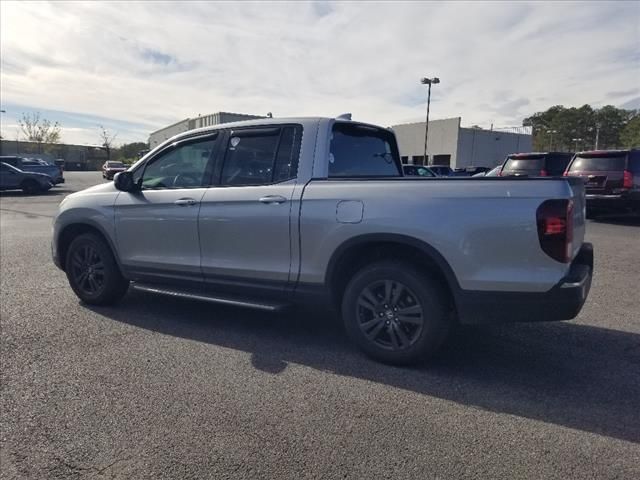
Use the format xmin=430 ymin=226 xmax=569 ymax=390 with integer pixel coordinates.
xmin=52 ymin=116 xmax=593 ymax=364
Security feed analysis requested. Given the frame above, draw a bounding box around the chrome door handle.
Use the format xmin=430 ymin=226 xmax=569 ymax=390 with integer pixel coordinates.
xmin=174 ymin=198 xmax=198 ymax=206
xmin=259 ymin=195 xmax=287 ymax=204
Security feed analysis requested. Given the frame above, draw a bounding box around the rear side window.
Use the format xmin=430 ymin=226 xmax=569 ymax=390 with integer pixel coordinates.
xmin=329 ymin=123 xmax=401 ymax=177
xmin=504 ymin=156 xmax=544 ymax=171
xmin=569 ymin=154 xmax=627 ymax=172
xmin=220 ymin=125 xmax=302 ymax=186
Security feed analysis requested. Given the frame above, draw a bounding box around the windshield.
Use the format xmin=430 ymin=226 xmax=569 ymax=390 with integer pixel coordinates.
xmin=107 ymin=161 xmax=125 ymax=167
xmin=503 ymin=156 xmax=544 ymax=171
xmin=569 ymin=155 xmax=626 ymax=172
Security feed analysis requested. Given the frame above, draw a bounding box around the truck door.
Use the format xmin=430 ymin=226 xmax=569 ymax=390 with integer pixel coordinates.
xmin=198 ymin=125 xmax=303 ymax=293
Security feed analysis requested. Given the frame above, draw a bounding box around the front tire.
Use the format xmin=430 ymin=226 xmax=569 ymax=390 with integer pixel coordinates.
xmin=342 ymin=261 xmax=450 ymax=365
xmin=65 ymin=233 xmax=129 ymax=305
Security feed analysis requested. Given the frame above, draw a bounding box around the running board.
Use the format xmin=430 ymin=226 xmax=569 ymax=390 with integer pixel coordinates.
xmin=131 ymin=283 xmax=289 ymax=312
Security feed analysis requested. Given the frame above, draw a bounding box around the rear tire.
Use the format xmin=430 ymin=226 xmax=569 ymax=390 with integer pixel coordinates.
xmin=341 ymin=260 xmax=450 ymax=365
xmin=65 ymin=233 xmax=129 ymax=305
xmin=21 ymin=180 xmax=40 ymax=194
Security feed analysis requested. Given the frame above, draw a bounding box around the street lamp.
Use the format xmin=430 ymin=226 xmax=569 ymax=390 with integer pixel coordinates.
xmin=572 ymin=137 xmax=583 ymax=151
xmin=546 ymin=129 xmax=557 ymax=151
xmin=421 ymin=76 xmax=440 ymax=165
xmin=0 ymin=109 xmax=5 ymax=155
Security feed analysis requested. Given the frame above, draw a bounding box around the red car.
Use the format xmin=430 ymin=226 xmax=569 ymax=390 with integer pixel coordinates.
xmin=564 ymin=149 xmax=640 ymax=217
xmin=102 ymin=161 xmax=127 ymax=180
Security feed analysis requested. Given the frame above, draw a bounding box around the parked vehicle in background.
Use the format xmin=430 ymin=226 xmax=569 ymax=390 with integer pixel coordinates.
xmin=500 ymin=152 xmax=573 ymax=177
xmin=102 ymin=161 xmax=127 ymax=180
xmin=53 ymin=116 xmax=593 ymax=365
xmin=565 ymin=149 xmax=640 ymax=216
xmin=473 ymin=165 xmax=502 ymax=177
xmin=429 ymin=165 xmax=454 ymax=176
xmin=54 ymin=159 xmax=66 ymax=171
xmin=0 ymin=162 xmax=54 ymax=194
xmin=452 ymin=166 xmax=492 ymax=176
xmin=0 ymin=155 xmax=64 ymax=184
xmin=402 ymin=165 xmax=436 ymax=177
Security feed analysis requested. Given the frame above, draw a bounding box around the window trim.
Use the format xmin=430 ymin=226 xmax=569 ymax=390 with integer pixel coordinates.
xmin=136 ymin=132 xmax=221 ymax=190
xmin=215 ymin=124 xmax=303 ymax=187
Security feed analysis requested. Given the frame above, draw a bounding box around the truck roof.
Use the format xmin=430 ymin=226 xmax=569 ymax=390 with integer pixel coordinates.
xmin=165 ymin=116 xmax=387 ymax=144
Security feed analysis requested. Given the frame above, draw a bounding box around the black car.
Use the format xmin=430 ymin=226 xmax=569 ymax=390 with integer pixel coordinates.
xmin=565 ymin=149 xmax=640 ymax=216
xmin=500 ymin=152 xmax=574 ymax=177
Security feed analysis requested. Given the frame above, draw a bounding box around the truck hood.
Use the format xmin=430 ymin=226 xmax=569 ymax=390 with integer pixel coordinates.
xmin=69 ymin=181 xmax=119 ymax=197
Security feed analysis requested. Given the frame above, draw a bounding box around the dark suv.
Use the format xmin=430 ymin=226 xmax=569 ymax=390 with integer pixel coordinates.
xmin=565 ymin=149 xmax=640 ymax=216
xmin=500 ymin=152 xmax=574 ymax=177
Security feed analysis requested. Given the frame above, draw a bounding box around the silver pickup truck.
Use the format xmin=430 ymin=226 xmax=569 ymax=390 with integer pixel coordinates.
xmin=52 ymin=116 xmax=593 ymax=364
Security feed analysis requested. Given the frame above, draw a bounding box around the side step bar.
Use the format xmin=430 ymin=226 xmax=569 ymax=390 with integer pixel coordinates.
xmin=131 ymin=283 xmax=289 ymax=312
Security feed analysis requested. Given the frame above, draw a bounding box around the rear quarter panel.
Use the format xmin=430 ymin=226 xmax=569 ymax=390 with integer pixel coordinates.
xmin=299 ymin=178 xmax=581 ymax=293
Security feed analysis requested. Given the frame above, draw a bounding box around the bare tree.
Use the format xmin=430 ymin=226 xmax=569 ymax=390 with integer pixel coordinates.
xmin=18 ymin=112 xmax=62 ymax=153
xmin=99 ymin=125 xmax=118 ymax=160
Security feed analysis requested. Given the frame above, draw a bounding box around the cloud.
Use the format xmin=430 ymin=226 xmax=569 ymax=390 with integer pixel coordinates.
xmin=1 ymin=0 xmax=638 ymax=144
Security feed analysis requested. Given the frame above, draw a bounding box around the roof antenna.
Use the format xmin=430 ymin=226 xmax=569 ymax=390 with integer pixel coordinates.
xmin=336 ymin=113 xmax=352 ymax=120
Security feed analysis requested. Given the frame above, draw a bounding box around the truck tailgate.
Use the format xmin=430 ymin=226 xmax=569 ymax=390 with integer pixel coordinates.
xmin=567 ymin=177 xmax=586 ymax=260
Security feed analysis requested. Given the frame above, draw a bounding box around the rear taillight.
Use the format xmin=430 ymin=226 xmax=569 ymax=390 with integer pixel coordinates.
xmin=539 ymin=169 xmax=548 ymax=177
xmin=562 ymin=171 xmax=568 ymax=177
xmin=536 ymin=199 xmax=574 ymax=263
xmin=623 ymin=170 xmax=633 ymax=189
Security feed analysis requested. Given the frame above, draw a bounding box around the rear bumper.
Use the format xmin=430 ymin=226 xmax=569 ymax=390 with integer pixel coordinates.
xmin=456 ymin=243 xmax=594 ymax=324
xmin=585 ymin=193 xmax=634 ymax=211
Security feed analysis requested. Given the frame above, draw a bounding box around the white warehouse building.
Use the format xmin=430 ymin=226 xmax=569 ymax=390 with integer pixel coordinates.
xmin=391 ymin=117 xmax=532 ymax=169
xmin=149 ymin=112 xmax=265 ymax=149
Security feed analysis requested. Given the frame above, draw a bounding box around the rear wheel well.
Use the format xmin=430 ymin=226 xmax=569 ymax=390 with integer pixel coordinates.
xmin=328 ymin=241 xmax=457 ymax=315
xmin=58 ymin=224 xmax=110 ymax=272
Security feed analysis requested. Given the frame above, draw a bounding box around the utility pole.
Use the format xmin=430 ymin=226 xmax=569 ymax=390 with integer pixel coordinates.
xmin=594 ymin=122 xmax=601 ymax=150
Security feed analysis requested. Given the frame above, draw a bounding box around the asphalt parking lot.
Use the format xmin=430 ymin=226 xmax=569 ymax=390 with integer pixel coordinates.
xmin=1 ymin=172 xmax=639 ymax=479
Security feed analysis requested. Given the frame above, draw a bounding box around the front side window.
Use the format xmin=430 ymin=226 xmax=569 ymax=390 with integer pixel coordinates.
xmin=220 ymin=125 xmax=302 ymax=186
xmin=139 ymin=135 xmax=218 ymax=189
xmin=329 ymin=123 xmax=401 ymax=177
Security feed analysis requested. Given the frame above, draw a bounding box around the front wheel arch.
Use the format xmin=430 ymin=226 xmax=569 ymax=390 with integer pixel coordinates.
xmin=57 ymin=223 xmax=122 ymax=275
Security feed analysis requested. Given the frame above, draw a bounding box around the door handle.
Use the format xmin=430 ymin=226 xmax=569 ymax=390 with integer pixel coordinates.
xmin=259 ymin=195 xmax=287 ymax=204
xmin=174 ymin=198 xmax=198 ymax=206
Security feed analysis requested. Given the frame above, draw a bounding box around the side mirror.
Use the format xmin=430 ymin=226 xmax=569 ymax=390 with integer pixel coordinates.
xmin=114 ymin=171 xmax=138 ymax=192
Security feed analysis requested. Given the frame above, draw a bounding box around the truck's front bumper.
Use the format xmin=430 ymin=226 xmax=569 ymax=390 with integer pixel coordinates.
xmin=456 ymin=243 xmax=594 ymax=324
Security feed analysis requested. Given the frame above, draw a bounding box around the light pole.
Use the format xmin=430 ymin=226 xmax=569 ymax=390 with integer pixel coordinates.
xmin=594 ymin=122 xmax=601 ymax=150
xmin=572 ymin=137 xmax=583 ymax=151
xmin=0 ymin=109 xmax=5 ymax=155
xmin=546 ymin=129 xmax=557 ymax=151
xmin=421 ymin=76 xmax=440 ymax=165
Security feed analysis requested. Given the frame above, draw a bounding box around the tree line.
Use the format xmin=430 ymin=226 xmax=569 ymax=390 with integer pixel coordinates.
xmin=523 ymin=104 xmax=639 ymax=152
xmin=10 ymin=112 xmax=148 ymax=163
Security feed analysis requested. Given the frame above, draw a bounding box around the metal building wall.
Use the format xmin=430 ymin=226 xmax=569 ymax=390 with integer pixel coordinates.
xmin=455 ymin=128 xmax=533 ymax=168
xmin=391 ymin=118 xmax=461 ymax=165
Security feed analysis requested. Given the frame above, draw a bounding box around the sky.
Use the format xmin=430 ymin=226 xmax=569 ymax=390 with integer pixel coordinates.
xmin=1 ymin=1 xmax=638 ymax=146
